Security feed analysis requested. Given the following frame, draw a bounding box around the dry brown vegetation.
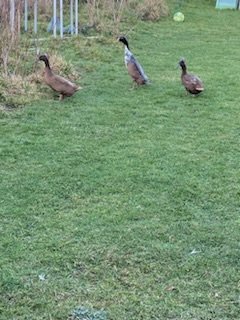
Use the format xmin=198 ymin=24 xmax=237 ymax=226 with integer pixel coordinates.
xmin=0 ymin=0 xmax=168 ymax=106
xmin=0 ymin=47 xmax=80 ymax=106
xmin=0 ymin=1 xmax=80 ymax=106
xmin=135 ymin=0 xmax=169 ymax=21
xmin=86 ymin=0 xmax=128 ymax=35
xmin=0 ymin=2 xmax=22 ymax=74
xmin=85 ymin=0 xmax=169 ymax=34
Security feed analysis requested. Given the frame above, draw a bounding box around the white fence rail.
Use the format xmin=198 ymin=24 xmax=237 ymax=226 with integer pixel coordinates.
xmin=6 ymin=0 xmax=79 ymax=37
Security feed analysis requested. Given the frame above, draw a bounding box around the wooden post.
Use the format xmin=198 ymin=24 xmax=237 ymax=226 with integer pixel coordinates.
xmin=70 ymin=0 xmax=74 ymax=35
xmin=42 ymin=0 xmax=47 ymax=14
xmin=24 ymin=0 xmax=28 ymax=32
xmin=10 ymin=0 xmax=15 ymax=33
xmin=60 ymin=0 xmax=63 ymax=38
xmin=16 ymin=1 xmax=22 ymax=35
xmin=75 ymin=0 xmax=78 ymax=35
xmin=34 ymin=0 xmax=38 ymax=33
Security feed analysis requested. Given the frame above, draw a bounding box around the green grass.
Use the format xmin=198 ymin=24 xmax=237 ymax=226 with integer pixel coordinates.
xmin=1 ymin=1 xmax=240 ymax=319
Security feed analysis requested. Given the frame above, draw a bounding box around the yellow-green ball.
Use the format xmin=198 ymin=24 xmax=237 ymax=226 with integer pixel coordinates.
xmin=173 ymin=12 xmax=184 ymax=22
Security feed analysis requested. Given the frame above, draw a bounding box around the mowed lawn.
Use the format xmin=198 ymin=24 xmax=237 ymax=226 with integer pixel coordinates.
xmin=0 ymin=1 xmax=240 ymax=319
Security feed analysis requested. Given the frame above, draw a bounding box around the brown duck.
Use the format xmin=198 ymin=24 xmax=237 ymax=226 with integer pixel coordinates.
xmin=118 ymin=36 xmax=149 ymax=86
xmin=39 ymin=54 xmax=80 ymax=100
xmin=179 ymin=58 xmax=204 ymax=95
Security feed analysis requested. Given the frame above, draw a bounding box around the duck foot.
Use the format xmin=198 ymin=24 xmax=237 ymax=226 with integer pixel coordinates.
xmin=59 ymin=94 xmax=65 ymax=101
xmin=129 ymin=81 xmax=138 ymax=90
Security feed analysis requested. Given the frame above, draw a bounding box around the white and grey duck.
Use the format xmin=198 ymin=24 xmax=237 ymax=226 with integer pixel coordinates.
xmin=118 ymin=36 xmax=149 ymax=86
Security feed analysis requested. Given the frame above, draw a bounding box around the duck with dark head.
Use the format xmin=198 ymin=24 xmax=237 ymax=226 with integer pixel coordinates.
xmin=118 ymin=36 xmax=149 ymax=86
xmin=39 ymin=54 xmax=80 ymax=101
xmin=178 ymin=58 xmax=204 ymax=96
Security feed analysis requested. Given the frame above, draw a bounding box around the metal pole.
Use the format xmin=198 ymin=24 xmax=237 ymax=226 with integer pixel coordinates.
xmin=70 ymin=0 xmax=74 ymax=35
xmin=10 ymin=0 xmax=15 ymax=33
xmin=53 ymin=0 xmax=57 ymax=37
xmin=34 ymin=0 xmax=38 ymax=33
xmin=60 ymin=0 xmax=63 ymax=38
xmin=24 ymin=0 xmax=28 ymax=32
xmin=75 ymin=0 xmax=78 ymax=35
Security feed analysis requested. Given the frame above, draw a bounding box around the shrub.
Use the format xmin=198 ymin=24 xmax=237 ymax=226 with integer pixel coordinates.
xmin=135 ymin=0 xmax=169 ymax=21
xmin=0 ymin=46 xmax=80 ymax=107
xmin=86 ymin=0 xmax=128 ymax=35
xmin=85 ymin=0 xmax=169 ymax=34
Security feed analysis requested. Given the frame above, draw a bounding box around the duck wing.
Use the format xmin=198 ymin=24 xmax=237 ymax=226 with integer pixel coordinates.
xmin=128 ymin=55 xmax=148 ymax=84
xmin=124 ymin=48 xmax=148 ymax=84
xmin=45 ymin=73 xmax=79 ymax=95
xmin=182 ymin=73 xmax=204 ymax=92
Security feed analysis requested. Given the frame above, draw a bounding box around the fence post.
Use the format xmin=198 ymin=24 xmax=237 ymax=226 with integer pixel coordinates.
xmin=11 ymin=0 xmax=80 ymax=37
xmin=10 ymin=0 xmax=15 ymax=33
xmin=60 ymin=0 xmax=63 ymax=38
xmin=34 ymin=0 xmax=38 ymax=33
xmin=75 ymin=0 xmax=78 ymax=35
xmin=53 ymin=0 xmax=57 ymax=37
xmin=70 ymin=0 xmax=74 ymax=35
xmin=24 ymin=0 xmax=28 ymax=31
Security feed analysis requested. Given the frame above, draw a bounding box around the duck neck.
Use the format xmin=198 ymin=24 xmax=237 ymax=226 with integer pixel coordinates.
xmin=43 ymin=58 xmax=54 ymax=77
xmin=44 ymin=58 xmax=51 ymax=70
xmin=124 ymin=45 xmax=130 ymax=54
xmin=181 ymin=64 xmax=187 ymax=75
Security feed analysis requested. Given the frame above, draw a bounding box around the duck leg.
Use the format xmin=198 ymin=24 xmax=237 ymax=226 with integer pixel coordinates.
xmin=129 ymin=80 xmax=138 ymax=90
xmin=59 ymin=93 xmax=65 ymax=101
